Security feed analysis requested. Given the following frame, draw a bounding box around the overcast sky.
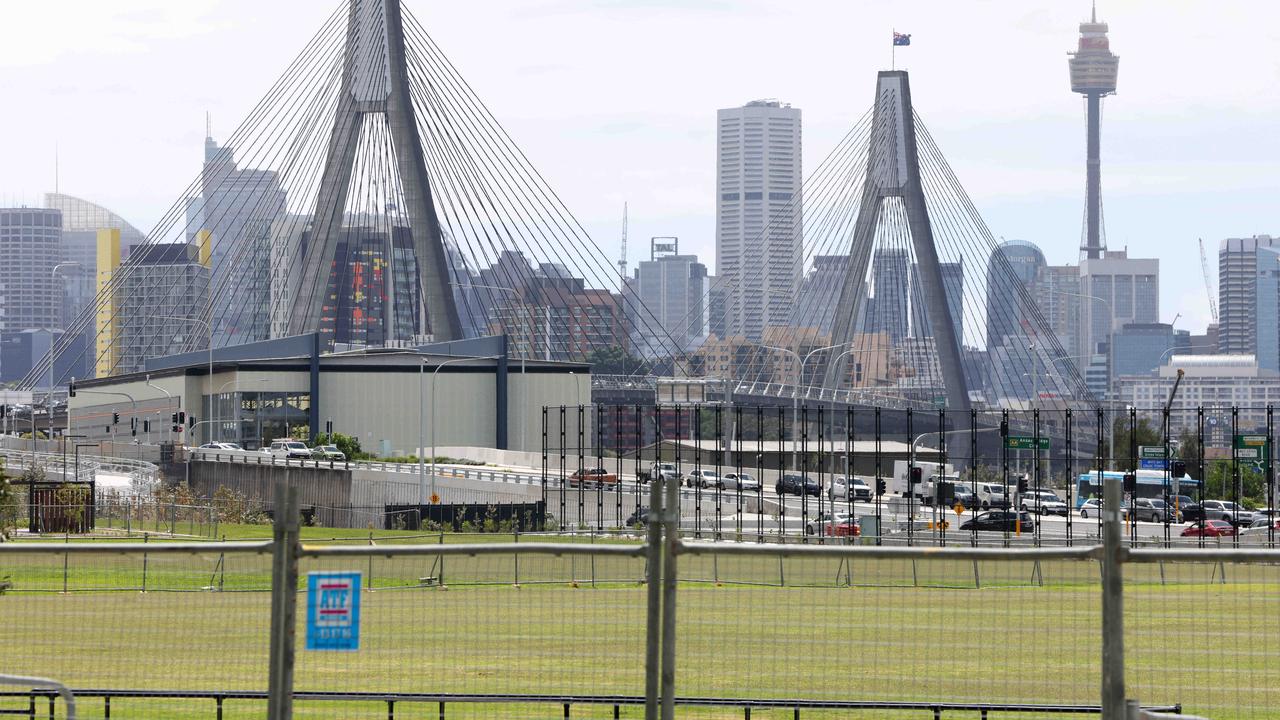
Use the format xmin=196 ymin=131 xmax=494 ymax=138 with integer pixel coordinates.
xmin=2 ymin=0 xmax=1276 ymax=333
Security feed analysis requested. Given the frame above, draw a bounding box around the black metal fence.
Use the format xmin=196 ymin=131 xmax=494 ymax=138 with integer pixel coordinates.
xmin=541 ymin=403 xmax=1279 ymax=547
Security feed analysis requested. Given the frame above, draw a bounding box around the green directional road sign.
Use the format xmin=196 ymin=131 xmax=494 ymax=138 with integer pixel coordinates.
xmin=1139 ymin=445 xmax=1168 ymax=460
xmin=1233 ymin=434 xmax=1270 ymax=461
xmin=1005 ymin=436 xmax=1050 ymax=451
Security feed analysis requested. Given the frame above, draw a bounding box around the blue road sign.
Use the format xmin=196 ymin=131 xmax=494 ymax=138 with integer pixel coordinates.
xmin=1139 ymin=458 xmax=1168 ymax=471
xmin=306 ymin=571 xmax=362 ymax=651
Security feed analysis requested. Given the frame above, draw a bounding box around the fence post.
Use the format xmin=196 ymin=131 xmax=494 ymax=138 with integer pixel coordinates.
xmin=1101 ymin=474 xmax=1126 ymax=720
xmin=266 ymin=481 xmax=300 ymax=720
xmin=661 ymin=471 xmax=680 ymax=720
xmin=643 ymin=470 xmax=664 ymax=720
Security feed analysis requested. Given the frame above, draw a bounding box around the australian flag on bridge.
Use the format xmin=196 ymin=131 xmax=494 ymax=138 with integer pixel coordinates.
xmin=893 ymin=32 xmax=912 ymax=46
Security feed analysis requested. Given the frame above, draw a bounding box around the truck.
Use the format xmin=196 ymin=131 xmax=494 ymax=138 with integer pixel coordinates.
xmin=889 ymin=460 xmax=956 ymax=506
xmin=638 ymin=462 xmax=680 ymax=485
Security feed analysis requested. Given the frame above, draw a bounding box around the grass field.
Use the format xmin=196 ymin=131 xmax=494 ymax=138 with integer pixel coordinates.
xmin=1 ymin=545 xmax=1277 ymax=719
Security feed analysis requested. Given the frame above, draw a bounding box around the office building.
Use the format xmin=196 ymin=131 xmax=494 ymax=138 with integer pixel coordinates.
xmin=1078 ymin=249 xmax=1158 ymax=357
xmin=44 ymin=192 xmax=148 ymax=379
xmin=1257 ymin=245 xmax=1280 ymax=372
xmin=793 ymin=255 xmax=849 ymax=336
xmin=0 ymin=208 xmax=63 ymax=333
xmin=716 ymin=99 xmax=802 ymax=341
xmin=1112 ymin=323 xmax=1176 ymax=378
xmin=985 ymin=240 xmax=1046 ymax=351
xmin=1032 ymin=264 xmax=1082 ymax=358
xmin=493 ymin=276 xmax=625 ymax=362
xmin=869 ymin=248 xmax=910 ymax=342
xmin=192 ymin=134 xmax=285 ymax=347
xmin=629 ymin=238 xmax=710 ymax=358
xmin=1218 ymin=235 xmax=1280 ymax=357
xmin=1114 ymin=355 xmax=1280 ymax=447
xmin=114 ymin=243 xmax=211 ymax=375
xmin=912 ymin=261 xmax=963 ymax=343
xmin=319 ymin=225 xmax=422 ymax=350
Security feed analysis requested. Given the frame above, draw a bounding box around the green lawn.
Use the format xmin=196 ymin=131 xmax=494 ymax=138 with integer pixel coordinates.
xmin=0 ymin=549 xmax=1276 ymax=719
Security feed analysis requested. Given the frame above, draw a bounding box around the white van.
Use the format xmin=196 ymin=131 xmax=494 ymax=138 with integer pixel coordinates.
xmin=976 ymin=482 xmax=1010 ymax=510
xmin=268 ymin=439 xmax=312 ymax=459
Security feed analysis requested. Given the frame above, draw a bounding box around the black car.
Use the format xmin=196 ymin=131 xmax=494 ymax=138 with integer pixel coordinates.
xmin=776 ymin=474 xmax=820 ymax=497
xmin=626 ymin=507 xmax=650 ymax=527
xmin=1167 ymin=495 xmax=1203 ymax=523
xmin=960 ymin=510 xmax=1037 ymax=532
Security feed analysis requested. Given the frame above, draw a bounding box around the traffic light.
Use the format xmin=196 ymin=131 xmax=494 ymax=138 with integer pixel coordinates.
xmin=0 ymin=404 xmax=6 ymax=420
xmin=909 ymin=467 xmax=923 ymax=485
xmin=1017 ymin=476 xmax=1029 ymax=494
xmin=177 ymin=411 xmax=186 ymax=425
xmin=112 ymin=411 xmax=120 ymax=425
xmin=130 ymin=417 xmax=137 ymax=437
xmin=172 ymin=423 xmax=181 ymax=433
xmin=1123 ymin=473 xmax=1137 ymax=493
xmin=875 ymin=478 xmax=887 ymax=496
xmin=187 ymin=416 xmax=196 ymax=430
xmin=68 ymin=379 xmax=76 ymax=398
xmin=1000 ymin=419 xmax=1009 ymax=438
xmin=1172 ymin=460 xmax=1187 ymax=479
xmin=143 ymin=419 xmax=150 ymax=433
xmin=936 ymin=481 xmax=955 ymax=506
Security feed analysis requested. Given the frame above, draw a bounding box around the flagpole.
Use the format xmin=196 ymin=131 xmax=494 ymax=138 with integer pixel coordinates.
xmin=892 ymin=28 xmax=896 ymax=70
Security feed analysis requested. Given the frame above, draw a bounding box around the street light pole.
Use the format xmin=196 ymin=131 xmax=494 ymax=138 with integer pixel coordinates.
xmin=760 ymin=342 xmax=848 ymax=471
xmin=428 ymin=355 xmax=499 ymax=505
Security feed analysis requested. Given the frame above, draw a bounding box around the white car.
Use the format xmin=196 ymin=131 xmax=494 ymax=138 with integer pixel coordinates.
xmin=268 ymin=439 xmax=312 ymax=459
xmin=829 ymin=476 xmax=873 ymax=502
xmin=685 ymin=469 xmax=722 ymax=489
xmin=721 ymin=473 xmax=760 ymax=492
xmin=1020 ymin=490 xmax=1069 ymax=516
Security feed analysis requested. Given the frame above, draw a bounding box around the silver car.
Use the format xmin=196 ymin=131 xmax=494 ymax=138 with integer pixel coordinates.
xmin=721 ymin=473 xmax=760 ymax=492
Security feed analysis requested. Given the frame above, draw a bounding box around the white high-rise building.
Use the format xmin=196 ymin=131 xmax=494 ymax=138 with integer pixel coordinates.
xmin=629 ymin=238 xmax=709 ymax=358
xmin=1079 ymin=249 xmax=1159 ymax=356
xmin=715 ymin=99 xmax=801 ymax=341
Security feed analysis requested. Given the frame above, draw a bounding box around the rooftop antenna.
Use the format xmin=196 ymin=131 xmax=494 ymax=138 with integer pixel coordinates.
xmin=206 ymin=111 xmax=211 ymax=138
xmin=54 ymin=142 xmax=59 ymax=194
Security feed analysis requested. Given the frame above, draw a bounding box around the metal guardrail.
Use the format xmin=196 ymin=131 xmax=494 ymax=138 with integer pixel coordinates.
xmin=0 ymin=447 xmax=159 ymax=493
xmin=0 ymin=689 xmax=1182 ymax=720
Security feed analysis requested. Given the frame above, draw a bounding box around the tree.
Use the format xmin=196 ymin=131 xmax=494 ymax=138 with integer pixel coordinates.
xmin=313 ymin=432 xmax=369 ymax=460
xmin=0 ymin=459 xmax=17 ymax=541
xmin=1110 ymin=416 xmax=1162 ymax=464
xmin=585 ymin=346 xmax=645 ymax=375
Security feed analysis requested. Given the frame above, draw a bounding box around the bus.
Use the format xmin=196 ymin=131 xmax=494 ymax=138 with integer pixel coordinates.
xmin=1074 ymin=469 xmax=1202 ymax=507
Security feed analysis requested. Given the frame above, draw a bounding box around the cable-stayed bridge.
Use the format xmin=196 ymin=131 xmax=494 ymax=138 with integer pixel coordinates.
xmin=22 ymin=0 xmax=1096 ymax=418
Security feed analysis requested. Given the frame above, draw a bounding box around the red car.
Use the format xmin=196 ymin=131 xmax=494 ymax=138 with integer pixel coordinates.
xmin=1181 ymin=520 xmax=1236 ymax=537
xmin=568 ymin=468 xmax=618 ymax=486
xmin=825 ymin=520 xmax=861 ymax=537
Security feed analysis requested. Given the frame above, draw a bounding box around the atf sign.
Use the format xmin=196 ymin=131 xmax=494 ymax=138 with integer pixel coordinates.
xmin=306 ymin=572 xmax=362 ymax=651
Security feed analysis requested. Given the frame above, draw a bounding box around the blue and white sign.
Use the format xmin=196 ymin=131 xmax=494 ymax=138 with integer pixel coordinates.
xmin=306 ymin=571 xmax=362 ymax=651
xmin=1139 ymin=458 xmax=1168 ymax=471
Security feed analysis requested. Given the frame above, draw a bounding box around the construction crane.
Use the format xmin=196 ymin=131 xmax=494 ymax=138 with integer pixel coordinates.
xmin=617 ymin=202 xmax=628 ymax=280
xmin=1199 ymin=238 xmax=1218 ymax=323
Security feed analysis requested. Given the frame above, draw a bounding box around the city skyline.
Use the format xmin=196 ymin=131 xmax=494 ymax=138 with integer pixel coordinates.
xmin=0 ymin=1 xmax=1276 ymax=340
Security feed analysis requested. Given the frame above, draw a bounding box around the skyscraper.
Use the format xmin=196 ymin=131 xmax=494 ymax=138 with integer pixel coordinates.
xmin=985 ymin=240 xmax=1045 ymax=350
xmin=716 ymin=100 xmax=801 ymax=341
xmin=1068 ymin=5 xmax=1119 ymax=259
xmin=114 ymin=243 xmax=211 ymax=375
xmin=1218 ymin=235 xmax=1280 ymax=357
xmin=793 ymin=255 xmax=850 ymax=336
xmin=869 ymin=248 xmax=910 ymax=342
xmin=1257 ymin=245 xmax=1280 ymax=373
xmin=1079 ymin=249 xmax=1159 ymax=358
xmin=0 ymin=208 xmax=62 ymax=333
xmin=192 ymin=134 xmax=285 ymax=347
xmin=629 ymin=238 xmax=710 ymax=358
xmin=912 ymin=261 xmax=964 ymax=343
xmin=45 ymin=192 xmax=147 ymax=378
